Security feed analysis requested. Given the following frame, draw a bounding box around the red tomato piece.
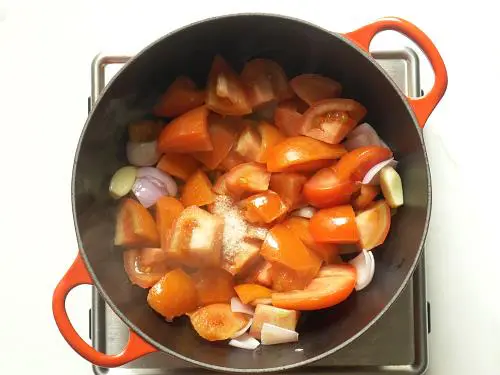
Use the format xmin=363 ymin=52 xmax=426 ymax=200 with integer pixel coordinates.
xmin=256 ymin=122 xmax=285 ymax=163
xmin=123 ymin=248 xmax=169 ymax=288
xmin=225 ymin=162 xmax=271 ymax=197
xmin=242 ymin=190 xmax=288 ymax=224
xmin=352 ymin=185 xmax=380 ymax=210
xmin=274 ymin=105 xmax=304 ymax=137
xmin=301 ymin=99 xmax=367 ymax=144
xmin=355 ymin=200 xmax=391 ymax=250
xmin=153 ymin=76 xmax=206 ymax=118
xmin=290 ymin=74 xmax=342 ymax=105
xmin=310 ymin=205 xmax=359 ymax=243
xmin=269 ymin=172 xmax=307 ymax=210
xmin=114 ymin=198 xmax=160 ymax=247
xmin=334 ymin=146 xmax=393 ymax=182
xmin=206 ymin=55 xmax=252 ymax=116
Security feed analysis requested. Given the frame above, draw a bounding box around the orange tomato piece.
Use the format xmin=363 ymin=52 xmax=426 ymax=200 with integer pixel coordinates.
xmin=225 ymin=162 xmax=271 ymax=197
xmin=261 ymin=224 xmax=321 ymax=276
xmin=283 ymin=217 xmax=339 ymax=264
xmin=310 ymin=205 xmax=359 ymax=243
xmin=352 ymin=185 xmax=380 ymax=210
xmin=271 ymin=263 xmax=314 ymax=292
xmin=114 ymin=198 xmax=159 ymax=247
xmin=274 ymin=103 xmax=304 ymax=137
xmin=290 ymin=74 xmax=342 ymax=105
xmin=192 ymin=268 xmax=235 ymax=306
xmin=206 ymin=55 xmax=252 ymax=116
xmin=271 ymin=264 xmax=356 ymax=310
xmin=157 ymin=106 xmax=212 ymax=153
xmin=234 ymin=283 xmax=272 ymax=304
xmin=301 ymin=99 xmax=367 ymax=144
xmin=266 ymin=136 xmax=346 ymax=173
xmin=256 ymin=122 xmax=285 ymax=163
xmin=193 ymin=119 xmax=238 ymax=170
xmin=147 ymin=268 xmax=198 ymax=320
xmin=156 ymin=152 xmax=200 ymax=181
xmin=222 ymin=239 xmax=261 ymax=276
xmin=333 ymin=146 xmax=393 ymax=182
xmin=234 ymin=125 xmax=261 ymax=162
xmin=156 ymin=196 xmax=184 ymax=249
xmin=128 ymin=120 xmax=163 ymax=142
xmin=123 ymin=248 xmax=169 ymax=289
xmin=189 ymin=303 xmax=249 ymax=341
xmin=242 ymin=259 xmax=273 ymax=287
xmin=153 ymin=76 xmax=206 ymax=118
xmin=355 ymin=200 xmax=391 ymax=250
xmin=269 ymin=172 xmax=307 ymax=210
xmin=303 ymin=167 xmax=360 ymax=208
xmin=219 ymin=149 xmax=247 ymax=171
xmin=181 ymin=169 xmax=215 ymax=207
xmin=242 ymin=190 xmax=288 ymax=224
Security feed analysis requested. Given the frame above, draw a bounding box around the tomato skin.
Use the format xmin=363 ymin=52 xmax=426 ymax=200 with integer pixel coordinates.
xmin=271 ymin=264 xmax=356 ymax=310
xmin=154 ymin=76 xmax=206 ymax=118
xmin=303 ymin=168 xmax=360 ymax=208
xmin=206 ymin=55 xmax=252 ymax=116
xmin=290 ymin=74 xmax=342 ymax=105
xmin=334 ymin=146 xmax=393 ymax=182
xmin=355 ymin=200 xmax=391 ymax=250
xmin=310 ymin=205 xmax=359 ymax=243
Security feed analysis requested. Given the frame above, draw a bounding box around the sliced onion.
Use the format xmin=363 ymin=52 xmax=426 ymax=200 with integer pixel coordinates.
xmin=345 ymin=123 xmax=390 ymax=151
xmin=231 ymin=319 xmax=254 ymax=339
xmin=231 ymin=297 xmax=255 ymax=315
xmin=362 ymin=158 xmax=398 ymax=185
xmin=291 ymin=206 xmax=317 ymax=219
xmin=343 ymin=133 xmax=373 ymax=151
xmin=126 ymin=140 xmax=159 ymax=167
xmin=137 ymin=167 xmax=178 ymax=197
xmin=349 ymin=250 xmax=375 ymax=291
xmin=229 ymin=333 xmax=260 ymax=350
xmin=261 ymin=323 xmax=299 ymax=345
xmin=132 ymin=177 xmax=168 ymax=208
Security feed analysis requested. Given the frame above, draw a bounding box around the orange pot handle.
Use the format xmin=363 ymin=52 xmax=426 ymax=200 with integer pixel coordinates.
xmin=344 ymin=17 xmax=448 ymax=128
xmin=52 ymin=253 xmax=157 ymax=367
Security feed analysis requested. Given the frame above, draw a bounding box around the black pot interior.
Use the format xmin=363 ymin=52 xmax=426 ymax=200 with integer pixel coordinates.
xmin=73 ymin=14 xmax=429 ymax=372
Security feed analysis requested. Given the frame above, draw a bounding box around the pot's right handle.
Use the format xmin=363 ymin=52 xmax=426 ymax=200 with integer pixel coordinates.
xmin=344 ymin=17 xmax=448 ymax=128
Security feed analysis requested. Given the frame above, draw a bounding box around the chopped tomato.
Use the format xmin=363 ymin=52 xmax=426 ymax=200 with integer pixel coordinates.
xmin=256 ymin=122 xmax=285 ymax=163
xmin=234 ymin=283 xmax=272 ymax=304
xmin=234 ymin=124 xmax=261 ymax=162
xmin=128 ymin=120 xmax=163 ymax=142
xmin=303 ymin=168 xmax=360 ymax=208
xmin=193 ymin=119 xmax=238 ymax=170
xmin=153 ymin=76 xmax=206 ymax=118
xmin=181 ymin=169 xmax=215 ymax=207
xmin=157 ymin=106 xmax=212 ymax=153
xmin=219 ymin=149 xmax=247 ymax=171
xmin=114 ymin=198 xmax=159 ymax=247
xmin=156 ymin=152 xmax=200 ymax=181
xmin=267 ymin=136 xmax=346 ymax=173
xmin=206 ymin=55 xmax=252 ymax=116
xmin=310 ymin=205 xmax=359 ymax=243
xmin=352 ymin=185 xmax=380 ymax=210
xmin=271 ymin=264 xmax=356 ymax=310
xmin=123 ymin=248 xmax=169 ymax=288
xmin=271 ymin=263 xmax=314 ymax=292
xmin=241 ymin=190 xmax=288 ymax=224
xmin=355 ymin=200 xmax=391 ymax=250
xmin=156 ymin=196 xmax=184 ymax=249
xmin=193 ymin=268 xmax=235 ymax=306
xmin=290 ymin=74 xmax=342 ymax=105
xmin=222 ymin=239 xmax=261 ymax=276
xmin=189 ymin=303 xmax=249 ymax=341
xmin=242 ymin=259 xmax=273 ymax=287
xmin=274 ymin=104 xmax=304 ymax=137
xmin=301 ymin=99 xmax=367 ymax=144
xmin=283 ymin=217 xmax=339 ymax=264
xmin=225 ymin=162 xmax=271 ymax=197
xmin=147 ymin=268 xmax=198 ymax=320
xmin=166 ymin=206 xmax=223 ymax=267
xmin=261 ymin=224 xmax=321 ymax=276
xmin=269 ymin=172 xmax=307 ymax=210
xmin=333 ymin=146 xmax=393 ymax=182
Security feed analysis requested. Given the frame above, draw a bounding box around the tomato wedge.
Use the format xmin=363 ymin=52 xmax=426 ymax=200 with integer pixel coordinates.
xmin=242 ymin=259 xmax=273 ymax=287
xmin=234 ymin=125 xmax=261 ymax=162
xmin=219 ymin=149 xmax=247 ymax=171
xmin=269 ymin=172 xmax=307 ymax=210
xmin=303 ymin=167 xmax=360 ymax=208
xmin=290 ymin=74 xmax=342 ymax=105
xmin=156 ymin=196 xmax=184 ymax=249
xmin=193 ymin=268 xmax=235 ymax=306
xmin=181 ymin=169 xmax=215 ymax=207
xmin=114 ymin=198 xmax=159 ymax=247
xmin=153 ymin=76 xmax=206 ymax=118
xmin=333 ymin=146 xmax=393 ymax=182
xmin=156 ymin=152 xmax=200 ymax=181
xmin=123 ymin=248 xmax=169 ymax=288
xmin=352 ymin=185 xmax=380 ymax=210
xmin=234 ymin=283 xmax=272 ymax=304
xmin=256 ymin=122 xmax=285 ymax=163
xmin=274 ymin=104 xmax=304 ymax=137
xmin=241 ymin=190 xmax=288 ymax=224
xmin=241 ymin=58 xmax=293 ymax=107
xmin=189 ymin=303 xmax=249 ymax=341
xmin=157 ymin=106 xmax=212 ymax=153
xmin=225 ymin=162 xmax=271 ymax=197
xmin=271 ymin=263 xmax=314 ymax=292
xmin=301 ymin=99 xmax=367 ymax=144
xmin=267 ymin=136 xmax=346 ymax=173
xmin=206 ymin=55 xmax=252 ymax=116
xmin=310 ymin=205 xmax=359 ymax=243
xmin=355 ymin=200 xmax=391 ymax=250
xmin=271 ymin=264 xmax=356 ymax=310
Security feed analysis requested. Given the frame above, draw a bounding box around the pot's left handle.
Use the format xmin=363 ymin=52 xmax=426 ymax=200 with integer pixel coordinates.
xmin=52 ymin=253 xmax=157 ymax=367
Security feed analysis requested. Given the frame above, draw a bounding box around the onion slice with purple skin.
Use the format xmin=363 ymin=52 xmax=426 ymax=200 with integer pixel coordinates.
xmin=362 ymin=158 xmax=398 ymax=185
xmin=349 ymin=250 xmax=375 ymax=291
xmin=137 ymin=167 xmax=178 ymax=196
xmin=231 ymin=297 xmax=255 ymax=315
xmin=126 ymin=140 xmax=159 ymax=167
xmin=344 ymin=123 xmax=389 ymax=151
xmin=132 ymin=168 xmax=178 ymax=208
xmin=291 ymin=206 xmax=317 ymax=219
xmin=230 ymin=318 xmax=254 ymax=339
xmin=261 ymin=323 xmax=299 ymax=345
xmin=228 ymin=333 xmax=260 ymax=350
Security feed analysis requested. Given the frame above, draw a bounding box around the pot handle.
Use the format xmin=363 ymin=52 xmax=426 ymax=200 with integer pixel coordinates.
xmin=344 ymin=17 xmax=448 ymax=128
xmin=52 ymin=253 xmax=157 ymax=367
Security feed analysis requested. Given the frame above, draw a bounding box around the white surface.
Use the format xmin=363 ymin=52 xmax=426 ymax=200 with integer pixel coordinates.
xmin=0 ymin=0 xmax=498 ymax=374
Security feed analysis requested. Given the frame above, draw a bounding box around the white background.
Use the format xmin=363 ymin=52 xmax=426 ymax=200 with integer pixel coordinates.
xmin=0 ymin=0 xmax=498 ymax=374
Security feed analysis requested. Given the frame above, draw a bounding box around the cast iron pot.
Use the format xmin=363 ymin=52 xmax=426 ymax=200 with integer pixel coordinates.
xmin=52 ymin=14 xmax=447 ymax=373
